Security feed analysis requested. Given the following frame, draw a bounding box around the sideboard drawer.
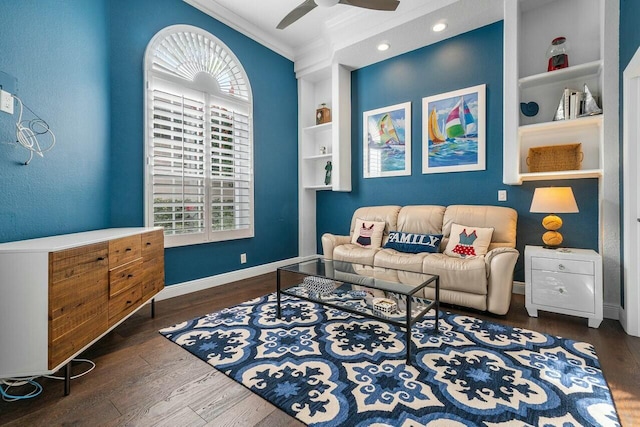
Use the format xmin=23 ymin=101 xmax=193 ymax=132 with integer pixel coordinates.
xmin=531 ymin=257 xmax=594 ymax=275
xmin=109 ymin=235 xmax=141 ymax=269
xmin=141 ymin=229 xmax=164 ymax=259
xmin=50 ymin=243 xmax=109 ymax=283
xmin=109 ymin=259 xmax=143 ymax=298
xmin=109 ymin=284 xmax=142 ymax=325
xmin=142 ymin=257 xmax=164 ymax=299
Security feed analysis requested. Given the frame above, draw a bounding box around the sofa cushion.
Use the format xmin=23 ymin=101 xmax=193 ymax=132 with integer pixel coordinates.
xmin=383 ymin=231 xmax=442 ymax=253
xmin=442 ymin=205 xmax=517 ymax=251
xmin=374 ymin=249 xmax=428 ymax=273
xmin=444 ymin=223 xmax=494 ymax=258
xmin=422 ymin=253 xmax=487 ymax=295
xmin=351 ymin=218 xmax=386 ymax=248
xmin=333 ymin=244 xmax=378 ymax=266
xmin=397 ymin=205 xmax=446 ymax=235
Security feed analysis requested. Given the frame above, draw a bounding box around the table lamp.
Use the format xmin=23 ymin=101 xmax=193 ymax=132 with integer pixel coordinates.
xmin=529 ymin=187 xmax=579 ymax=248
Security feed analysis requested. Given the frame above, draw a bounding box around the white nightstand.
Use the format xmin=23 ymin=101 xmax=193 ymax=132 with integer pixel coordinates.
xmin=525 ymin=245 xmax=603 ymax=328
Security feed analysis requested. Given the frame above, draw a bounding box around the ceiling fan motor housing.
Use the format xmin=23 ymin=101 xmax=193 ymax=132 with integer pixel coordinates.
xmin=315 ymin=0 xmax=340 ymax=7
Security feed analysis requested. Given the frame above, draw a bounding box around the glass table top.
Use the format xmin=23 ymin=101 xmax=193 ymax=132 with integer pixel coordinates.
xmin=277 ymin=258 xmax=439 ymax=325
xmin=278 ymin=258 xmax=438 ymax=296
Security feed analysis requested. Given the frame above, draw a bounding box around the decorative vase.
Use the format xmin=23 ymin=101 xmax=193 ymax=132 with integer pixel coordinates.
xmin=316 ymin=103 xmax=331 ymax=125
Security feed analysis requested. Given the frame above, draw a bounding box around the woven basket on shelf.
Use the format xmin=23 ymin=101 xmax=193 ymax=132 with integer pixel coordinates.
xmin=526 ymin=143 xmax=583 ymax=173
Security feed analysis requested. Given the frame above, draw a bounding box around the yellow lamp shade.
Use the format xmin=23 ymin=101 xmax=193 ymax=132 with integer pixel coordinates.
xmin=542 ymin=214 xmax=563 ymax=231
xmin=542 ymin=230 xmax=563 ymax=246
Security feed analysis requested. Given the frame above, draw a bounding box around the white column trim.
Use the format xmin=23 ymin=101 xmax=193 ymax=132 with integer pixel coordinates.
xmin=622 ymin=47 xmax=640 ymax=337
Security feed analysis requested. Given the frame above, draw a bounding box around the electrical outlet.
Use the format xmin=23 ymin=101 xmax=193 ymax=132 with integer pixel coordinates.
xmin=240 ymin=253 xmax=247 ymax=264
xmin=0 ymin=90 xmax=14 ymax=114
xmin=498 ymin=190 xmax=507 ymax=202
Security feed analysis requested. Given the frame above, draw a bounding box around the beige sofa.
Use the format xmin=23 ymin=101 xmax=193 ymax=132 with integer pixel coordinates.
xmin=321 ymin=205 xmax=519 ymax=315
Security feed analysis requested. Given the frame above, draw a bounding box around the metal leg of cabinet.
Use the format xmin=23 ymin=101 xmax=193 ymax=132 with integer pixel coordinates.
xmin=64 ymin=362 xmax=71 ymax=396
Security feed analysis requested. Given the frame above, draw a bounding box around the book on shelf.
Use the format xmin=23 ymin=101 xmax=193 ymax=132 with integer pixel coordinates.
xmin=554 ymin=84 xmax=602 ymax=121
xmin=569 ymin=90 xmax=584 ymax=120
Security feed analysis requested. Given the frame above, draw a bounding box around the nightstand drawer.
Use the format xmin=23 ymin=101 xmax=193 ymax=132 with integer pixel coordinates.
xmin=531 ymin=257 xmax=594 ymax=275
xmin=531 ymin=270 xmax=595 ymax=313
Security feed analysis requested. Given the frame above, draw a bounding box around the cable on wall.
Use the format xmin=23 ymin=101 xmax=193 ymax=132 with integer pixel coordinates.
xmin=13 ymin=95 xmax=56 ymax=165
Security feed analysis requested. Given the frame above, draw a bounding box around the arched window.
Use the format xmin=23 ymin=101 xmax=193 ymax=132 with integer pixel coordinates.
xmin=144 ymin=25 xmax=253 ymax=247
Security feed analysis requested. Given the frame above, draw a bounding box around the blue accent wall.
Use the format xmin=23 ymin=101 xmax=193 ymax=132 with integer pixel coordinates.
xmin=0 ymin=0 xmax=297 ymax=286
xmin=316 ymin=22 xmax=600 ymax=282
xmin=0 ymin=0 xmax=110 ymax=242
xmin=107 ymin=0 xmax=299 ymax=285
xmin=620 ymin=0 xmax=640 ymax=69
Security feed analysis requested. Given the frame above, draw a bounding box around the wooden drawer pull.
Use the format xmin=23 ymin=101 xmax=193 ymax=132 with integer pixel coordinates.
xmin=127 ymin=274 xmax=134 ymax=278
xmin=146 ymin=242 xmax=152 ymax=246
xmin=97 ymin=257 xmax=105 ymax=261
xmin=125 ymin=248 xmax=132 ymax=252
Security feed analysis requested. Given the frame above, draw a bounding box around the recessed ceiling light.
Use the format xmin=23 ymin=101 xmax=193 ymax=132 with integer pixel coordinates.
xmin=432 ymin=22 xmax=447 ymax=32
xmin=377 ymin=42 xmax=390 ymax=51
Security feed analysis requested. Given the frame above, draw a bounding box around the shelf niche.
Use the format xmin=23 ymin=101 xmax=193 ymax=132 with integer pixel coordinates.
xmin=503 ymin=0 xmax=606 ymax=184
xmin=299 ymin=64 xmax=351 ymax=192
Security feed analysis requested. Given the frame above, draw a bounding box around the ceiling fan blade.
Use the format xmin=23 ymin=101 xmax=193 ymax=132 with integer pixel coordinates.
xmin=277 ymin=0 xmax=318 ymax=29
xmin=339 ymin=0 xmax=399 ymax=11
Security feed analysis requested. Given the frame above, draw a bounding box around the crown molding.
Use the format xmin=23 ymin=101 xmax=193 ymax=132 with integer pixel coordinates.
xmin=183 ymin=0 xmax=295 ymax=60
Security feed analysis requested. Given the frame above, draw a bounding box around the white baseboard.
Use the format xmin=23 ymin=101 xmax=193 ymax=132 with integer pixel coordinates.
xmin=603 ymin=303 xmax=620 ymax=321
xmin=512 ymin=281 xmax=525 ymax=295
xmin=155 ymin=255 xmax=317 ymax=301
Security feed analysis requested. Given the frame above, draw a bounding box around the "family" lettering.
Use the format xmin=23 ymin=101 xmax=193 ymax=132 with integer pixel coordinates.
xmin=387 ymin=232 xmax=439 ymax=247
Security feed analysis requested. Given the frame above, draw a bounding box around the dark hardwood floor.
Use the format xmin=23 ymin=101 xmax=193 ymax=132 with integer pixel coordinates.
xmin=1 ymin=273 xmax=639 ymax=426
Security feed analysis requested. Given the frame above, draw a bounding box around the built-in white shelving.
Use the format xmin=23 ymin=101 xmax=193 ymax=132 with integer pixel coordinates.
xmin=503 ymin=0 xmax=612 ymax=185
xmin=503 ymin=0 xmax=620 ymax=309
xmin=298 ymin=63 xmax=352 ymax=257
xmin=301 ymin=122 xmax=333 ymax=190
xmin=518 ymin=60 xmax=602 ymax=89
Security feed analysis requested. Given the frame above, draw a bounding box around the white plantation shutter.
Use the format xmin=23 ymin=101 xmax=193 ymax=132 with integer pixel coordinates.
xmin=145 ymin=25 xmax=253 ymax=247
xmin=151 ymin=89 xmax=206 ymax=237
xmin=210 ymin=105 xmax=252 ymax=233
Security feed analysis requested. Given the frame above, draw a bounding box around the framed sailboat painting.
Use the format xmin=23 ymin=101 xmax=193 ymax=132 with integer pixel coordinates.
xmin=363 ymin=102 xmax=411 ymax=178
xmin=422 ymin=84 xmax=486 ymax=174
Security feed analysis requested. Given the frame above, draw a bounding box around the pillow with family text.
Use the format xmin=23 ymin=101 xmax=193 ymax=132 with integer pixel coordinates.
xmin=383 ymin=231 xmax=443 ymax=254
xmin=351 ymin=219 xmax=386 ymax=249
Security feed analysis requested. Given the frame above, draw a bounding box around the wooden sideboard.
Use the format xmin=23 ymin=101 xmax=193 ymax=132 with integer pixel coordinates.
xmin=0 ymin=228 xmax=164 ymax=392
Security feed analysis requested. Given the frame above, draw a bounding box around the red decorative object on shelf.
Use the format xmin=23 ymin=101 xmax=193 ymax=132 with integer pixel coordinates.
xmin=547 ymin=36 xmax=569 ymax=71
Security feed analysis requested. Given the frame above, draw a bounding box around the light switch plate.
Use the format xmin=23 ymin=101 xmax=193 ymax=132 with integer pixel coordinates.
xmin=498 ymin=190 xmax=507 ymax=201
xmin=0 ymin=90 xmax=14 ymax=114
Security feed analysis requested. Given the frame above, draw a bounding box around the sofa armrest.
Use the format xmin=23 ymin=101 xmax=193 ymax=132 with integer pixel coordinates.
xmin=321 ymin=233 xmax=351 ymax=259
xmin=484 ymin=247 xmax=520 ymax=315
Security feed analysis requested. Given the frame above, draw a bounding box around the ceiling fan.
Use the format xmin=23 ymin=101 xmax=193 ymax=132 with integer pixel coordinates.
xmin=277 ymin=0 xmax=400 ymax=30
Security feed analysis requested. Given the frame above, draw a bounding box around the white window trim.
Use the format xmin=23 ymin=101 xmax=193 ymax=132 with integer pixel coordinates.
xmin=144 ymin=25 xmax=254 ymax=248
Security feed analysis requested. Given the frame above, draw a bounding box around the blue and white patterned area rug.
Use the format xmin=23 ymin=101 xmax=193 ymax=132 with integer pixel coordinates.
xmin=159 ymin=293 xmax=620 ymax=427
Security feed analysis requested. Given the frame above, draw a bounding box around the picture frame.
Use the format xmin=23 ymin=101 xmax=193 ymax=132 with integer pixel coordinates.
xmin=422 ymin=84 xmax=486 ymax=174
xmin=363 ymin=102 xmax=411 ymax=178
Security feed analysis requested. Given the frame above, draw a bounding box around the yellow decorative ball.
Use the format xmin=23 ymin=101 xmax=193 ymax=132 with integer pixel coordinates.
xmin=542 ymin=215 xmax=563 ymax=231
xmin=542 ymin=231 xmax=563 ymax=247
